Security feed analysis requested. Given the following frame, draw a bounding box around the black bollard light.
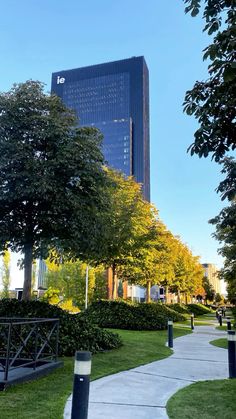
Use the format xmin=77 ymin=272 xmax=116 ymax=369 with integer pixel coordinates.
xmin=219 ymin=313 xmax=223 ymax=326
xmin=191 ymin=313 xmax=194 ymax=330
xmin=168 ymin=320 xmax=173 ymax=348
xmin=71 ymin=351 xmax=92 ymax=419
xmin=226 ymin=317 xmax=231 ymax=331
xmin=228 ymin=331 xmax=236 ymax=379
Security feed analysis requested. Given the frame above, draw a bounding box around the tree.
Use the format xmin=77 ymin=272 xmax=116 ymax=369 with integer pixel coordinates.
xmin=1 ymin=250 xmax=11 ymax=298
xmin=0 ymin=81 xmax=108 ymax=300
xmin=209 ymin=157 xmax=236 ymax=303
xmin=215 ymin=292 xmax=224 ymax=304
xmin=216 ymin=157 xmax=236 ymax=202
xmin=118 ymin=220 xmax=178 ymax=303
xmin=183 ymin=0 xmax=236 ymax=162
xmin=45 ymin=258 xmax=96 ymax=308
xmin=113 ymin=213 xmax=204 ymax=303
xmin=168 ymin=238 xmax=204 ymax=303
xmin=210 ymin=203 xmax=236 ymax=302
xmin=202 ymin=276 xmax=215 ymax=302
xmin=183 ymin=0 xmax=236 ymax=304
xmin=93 ymin=169 xmax=156 ymax=300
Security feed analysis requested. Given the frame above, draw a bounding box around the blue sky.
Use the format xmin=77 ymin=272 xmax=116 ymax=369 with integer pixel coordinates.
xmin=1 ymin=0 xmax=225 ymax=285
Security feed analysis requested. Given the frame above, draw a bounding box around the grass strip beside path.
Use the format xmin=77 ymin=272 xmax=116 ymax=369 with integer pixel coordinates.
xmin=0 ymin=327 xmax=190 ymax=419
xmin=167 ymin=379 xmax=236 ymax=419
xmin=210 ymin=338 xmax=227 ymax=349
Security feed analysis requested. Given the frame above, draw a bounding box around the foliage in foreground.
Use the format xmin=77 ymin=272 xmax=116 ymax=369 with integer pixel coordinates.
xmin=86 ymin=300 xmax=186 ymax=330
xmin=167 ymin=378 xmax=236 ymax=419
xmin=183 ymin=0 xmax=236 ymax=162
xmin=184 ymin=1 xmax=236 ymax=307
xmin=0 ymin=299 xmax=122 ymax=355
xmin=187 ymin=303 xmax=212 ymax=316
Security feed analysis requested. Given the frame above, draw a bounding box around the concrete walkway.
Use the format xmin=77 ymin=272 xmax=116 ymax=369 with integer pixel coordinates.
xmin=64 ymin=325 xmax=228 ymax=419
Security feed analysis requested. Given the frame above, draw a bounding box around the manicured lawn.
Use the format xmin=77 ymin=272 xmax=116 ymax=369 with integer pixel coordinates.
xmin=210 ymin=338 xmax=228 ymax=349
xmin=0 ymin=327 xmax=190 ymax=419
xmin=167 ymin=379 xmax=236 ymax=419
xmin=175 ymin=314 xmax=217 ymax=328
xmin=194 ymin=320 xmax=215 ymax=326
xmin=215 ymin=325 xmax=228 ymax=331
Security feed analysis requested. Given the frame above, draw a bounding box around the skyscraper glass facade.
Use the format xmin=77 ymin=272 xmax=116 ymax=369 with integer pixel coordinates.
xmin=51 ymin=56 xmax=150 ymax=200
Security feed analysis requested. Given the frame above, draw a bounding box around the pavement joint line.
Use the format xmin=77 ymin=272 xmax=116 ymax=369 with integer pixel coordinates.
xmin=90 ymin=401 xmax=166 ymax=409
xmin=171 ymin=356 xmax=228 ymax=364
xmin=132 ymin=370 xmax=196 ymax=383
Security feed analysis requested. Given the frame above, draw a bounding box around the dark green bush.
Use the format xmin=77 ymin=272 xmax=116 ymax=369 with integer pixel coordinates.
xmin=187 ymin=303 xmax=213 ymax=316
xmin=166 ymin=303 xmax=190 ymax=315
xmin=0 ymin=299 xmax=122 ymax=356
xmin=86 ymin=300 xmax=186 ymax=330
xmin=231 ymin=307 xmax=236 ymax=327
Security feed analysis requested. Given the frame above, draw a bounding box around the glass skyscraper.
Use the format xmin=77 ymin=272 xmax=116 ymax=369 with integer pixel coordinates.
xmin=51 ymin=56 xmax=150 ymax=201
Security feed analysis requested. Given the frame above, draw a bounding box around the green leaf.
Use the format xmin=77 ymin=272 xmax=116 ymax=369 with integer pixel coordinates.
xmin=223 ymin=66 xmax=236 ymax=82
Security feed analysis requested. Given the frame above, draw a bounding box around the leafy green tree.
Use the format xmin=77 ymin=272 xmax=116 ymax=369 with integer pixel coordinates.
xmin=169 ymin=238 xmax=204 ymax=303
xmin=215 ymin=292 xmax=224 ymax=304
xmin=202 ymin=276 xmax=215 ymax=302
xmin=184 ymin=1 xmax=236 ymax=303
xmin=216 ymin=157 xmax=236 ymax=202
xmin=118 ymin=219 xmax=177 ymax=303
xmin=0 ymin=81 xmax=108 ymax=300
xmin=114 ymin=213 xmax=204 ymax=303
xmin=94 ymin=169 xmax=156 ymax=300
xmin=45 ymin=259 xmax=96 ymax=308
xmin=92 ymin=267 xmax=108 ymax=301
xmin=210 ymin=203 xmax=236 ymax=302
xmin=209 ymin=157 xmax=236 ymax=303
xmin=1 ymin=250 xmax=11 ymax=298
xmin=183 ymin=0 xmax=236 ymax=162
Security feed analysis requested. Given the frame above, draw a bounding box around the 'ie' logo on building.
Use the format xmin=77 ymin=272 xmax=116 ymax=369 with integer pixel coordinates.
xmin=57 ymin=76 xmax=65 ymax=84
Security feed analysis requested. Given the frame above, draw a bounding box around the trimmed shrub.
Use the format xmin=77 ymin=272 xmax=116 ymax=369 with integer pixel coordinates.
xmin=166 ymin=303 xmax=190 ymax=315
xmin=187 ymin=303 xmax=213 ymax=316
xmin=86 ymin=300 xmax=186 ymax=330
xmin=0 ymin=299 xmax=122 ymax=356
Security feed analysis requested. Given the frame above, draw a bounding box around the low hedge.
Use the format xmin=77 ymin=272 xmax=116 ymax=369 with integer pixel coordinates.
xmin=166 ymin=303 xmax=190 ymax=315
xmin=187 ymin=303 xmax=213 ymax=316
xmin=86 ymin=300 xmax=186 ymax=330
xmin=0 ymin=299 xmax=122 ymax=356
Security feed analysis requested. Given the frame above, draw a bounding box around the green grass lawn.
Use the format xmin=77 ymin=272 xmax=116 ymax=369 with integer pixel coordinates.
xmin=167 ymin=379 xmax=236 ymax=419
xmin=210 ymin=337 xmax=228 ymax=349
xmin=215 ymin=325 xmax=228 ymax=331
xmin=0 ymin=327 xmax=190 ymax=419
xmin=175 ymin=314 xmax=217 ymax=328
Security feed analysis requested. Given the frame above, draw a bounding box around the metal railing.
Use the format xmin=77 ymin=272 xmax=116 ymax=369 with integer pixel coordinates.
xmin=0 ymin=318 xmax=59 ymax=382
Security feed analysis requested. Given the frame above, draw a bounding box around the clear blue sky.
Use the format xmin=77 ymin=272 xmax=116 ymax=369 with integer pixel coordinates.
xmin=1 ymin=0 xmax=224 ymax=274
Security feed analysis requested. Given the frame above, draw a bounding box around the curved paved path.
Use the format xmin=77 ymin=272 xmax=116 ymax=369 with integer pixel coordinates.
xmin=64 ymin=325 xmax=228 ymax=419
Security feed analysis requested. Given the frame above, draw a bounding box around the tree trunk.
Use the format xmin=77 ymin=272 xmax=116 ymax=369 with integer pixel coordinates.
xmin=165 ymin=286 xmax=169 ymax=303
xmin=22 ymin=243 xmax=33 ymax=301
xmin=112 ymin=264 xmax=118 ymax=300
xmin=177 ymin=289 xmax=181 ymax=304
xmin=146 ymin=280 xmax=151 ymax=303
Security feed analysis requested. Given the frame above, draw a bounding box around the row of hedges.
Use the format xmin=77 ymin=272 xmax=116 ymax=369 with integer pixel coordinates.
xmin=0 ymin=299 xmax=122 ymax=356
xmin=166 ymin=303 xmax=190 ymax=315
xmin=86 ymin=300 xmax=186 ymax=330
xmin=167 ymin=303 xmax=213 ymax=316
xmin=187 ymin=303 xmax=213 ymax=316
